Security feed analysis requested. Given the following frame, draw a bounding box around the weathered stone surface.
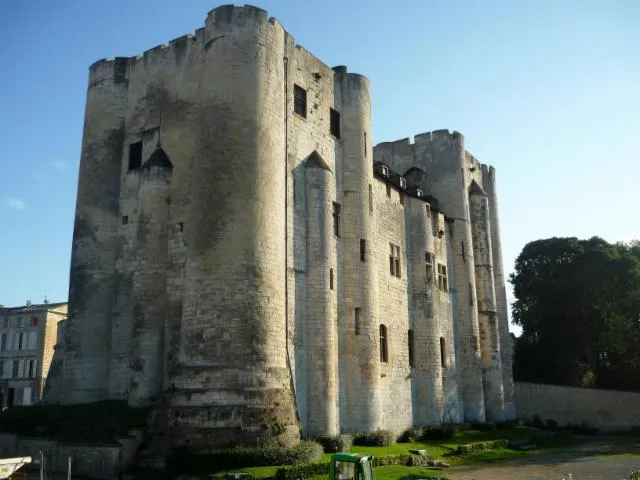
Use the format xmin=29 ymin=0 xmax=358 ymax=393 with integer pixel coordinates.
xmin=44 ymin=4 xmax=515 ymax=451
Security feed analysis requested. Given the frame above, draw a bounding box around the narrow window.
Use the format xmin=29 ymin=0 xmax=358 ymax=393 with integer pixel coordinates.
xmin=355 ymin=308 xmax=361 ymax=335
xmin=0 ymin=334 xmax=6 ymax=351
xmin=12 ymin=361 xmax=18 ymax=378
xmin=440 ymin=337 xmax=447 ymax=367
xmin=177 ymin=222 xmax=184 ymax=232
xmin=379 ymin=324 xmax=388 ymax=363
xmin=399 ymin=192 xmax=405 ymax=206
xmin=31 ymin=316 xmax=39 ymax=327
xmin=426 ymin=204 xmax=431 ymax=216
xmin=293 ymin=84 xmax=307 ymax=118
xmin=368 ymin=184 xmax=373 ymax=213
xmin=360 ymin=239 xmax=366 ymax=262
xmin=28 ymin=360 xmax=35 ymax=378
xmin=18 ymin=333 xmax=24 ymax=350
xmin=389 ymin=244 xmax=401 ymax=278
xmin=122 ymin=216 xmax=129 ymax=225
xmin=364 ymin=132 xmax=367 ymax=157
xmin=408 ymin=329 xmax=415 ymax=367
xmin=128 ymin=141 xmax=143 ymax=170
xmin=330 ymin=108 xmax=341 ymax=138
xmin=431 ymin=211 xmax=439 ymax=237
xmin=437 ymin=264 xmax=448 ymax=292
xmin=332 ymin=202 xmax=341 ymax=237
xmin=3 ymin=318 xmax=9 ymax=329
xmin=329 ymin=268 xmax=334 ymax=290
xmin=386 ymin=184 xmax=391 ymax=198
xmin=17 ymin=317 xmax=23 ymax=328
xmin=425 ymin=252 xmax=434 ymax=284
xmin=461 ymin=241 xmax=466 ymax=263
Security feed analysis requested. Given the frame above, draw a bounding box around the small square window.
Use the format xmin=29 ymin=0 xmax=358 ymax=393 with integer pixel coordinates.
xmin=330 ymin=108 xmax=341 ymax=138
xmin=31 ymin=317 xmax=39 ymax=327
xmin=294 ymin=85 xmax=307 ymax=118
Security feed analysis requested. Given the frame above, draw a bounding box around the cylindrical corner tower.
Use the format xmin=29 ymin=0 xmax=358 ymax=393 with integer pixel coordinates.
xmin=168 ymin=6 xmax=299 ymax=448
xmin=337 ymin=70 xmax=381 ymax=432
xmin=51 ymin=58 xmax=129 ymax=403
xmin=129 ymin=151 xmax=173 ymax=406
xmin=469 ymin=183 xmax=505 ymax=421
xmin=305 ymin=159 xmax=338 ymax=436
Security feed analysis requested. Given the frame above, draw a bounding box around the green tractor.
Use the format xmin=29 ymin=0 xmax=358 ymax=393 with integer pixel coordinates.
xmin=329 ymin=453 xmax=375 ymax=480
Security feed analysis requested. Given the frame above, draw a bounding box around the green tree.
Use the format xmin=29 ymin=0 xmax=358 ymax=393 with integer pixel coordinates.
xmin=510 ymin=237 xmax=640 ymax=391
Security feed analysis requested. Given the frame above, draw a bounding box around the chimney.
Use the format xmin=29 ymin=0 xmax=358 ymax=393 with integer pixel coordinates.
xmin=25 ymin=300 xmax=32 ymax=307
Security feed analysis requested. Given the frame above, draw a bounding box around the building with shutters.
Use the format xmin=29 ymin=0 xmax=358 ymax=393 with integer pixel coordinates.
xmin=0 ymin=301 xmax=67 ymax=406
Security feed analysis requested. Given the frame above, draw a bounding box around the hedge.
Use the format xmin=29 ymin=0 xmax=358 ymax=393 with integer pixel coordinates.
xmin=314 ymin=434 xmax=353 ymax=453
xmin=456 ymin=439 xmax=508 ymax=454
xmin=353 ymin=430 xmax=395 ymax=446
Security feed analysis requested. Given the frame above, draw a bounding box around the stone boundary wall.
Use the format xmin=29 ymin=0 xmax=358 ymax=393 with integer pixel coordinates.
xmin=0 ymin=431 xmax=142 ymax=479
xmin=515 ymin=382 xmax=640 ymax=431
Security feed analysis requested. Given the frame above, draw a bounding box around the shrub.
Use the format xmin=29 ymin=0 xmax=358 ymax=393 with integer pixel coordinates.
xmin=456 ymin=439 xmax=508 ymax=454
xmin=420 ymin=425 xmax=458 ymax=440
xmin=546 ymin=419 xmax=558 ymax=430
xmin=626 ymin=471 xmax=640 ymax=480
xmin=168 ymin=441 xmax=324 ymax=474
xmin=315 ymin=434 xmax=353 ymax=453
xmin=397 ymin=427 xmax=423 ymax=443
xmin=565 ymin=421 xmax=598 ymax=436
xmin=531 ymin=415 xmax=545 ymax=429
xmin=275 ymin=462 xmax=329 ymax=480
xmin=470 ymin=421 xmax=496 ymax=432
xmin=353 ymin=430 xmax=395 ymax=446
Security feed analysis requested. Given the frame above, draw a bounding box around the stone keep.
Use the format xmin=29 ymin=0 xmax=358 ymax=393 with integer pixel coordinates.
xmin=44 ymin=4 xmax=515 ymax=447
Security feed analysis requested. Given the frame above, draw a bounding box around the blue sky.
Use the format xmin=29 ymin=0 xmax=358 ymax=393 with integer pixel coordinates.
xmin=0 ymin=1 xmax=638 ymax=334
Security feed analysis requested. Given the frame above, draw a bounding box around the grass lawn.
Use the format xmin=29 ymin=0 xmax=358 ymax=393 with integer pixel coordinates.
xmin=218 ymin=426 xmax=577 ymax=479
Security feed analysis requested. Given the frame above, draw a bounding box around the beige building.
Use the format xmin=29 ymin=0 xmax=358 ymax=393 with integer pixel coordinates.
xmin=0 ymin=301 xmax=67 ymax=407
xmin=44 ymin=4 xmax=515 ymax=453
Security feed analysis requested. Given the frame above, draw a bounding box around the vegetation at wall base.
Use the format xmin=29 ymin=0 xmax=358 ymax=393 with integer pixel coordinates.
xmin=167 ymin=441 xmax=324 ymax=475
xmin=313 ymin=434 xmax=353 ymax=453
xmin=353 ymin=430 xmax=395 ymax=446
xmin=0 ymin=400 xmax=148 ymax=443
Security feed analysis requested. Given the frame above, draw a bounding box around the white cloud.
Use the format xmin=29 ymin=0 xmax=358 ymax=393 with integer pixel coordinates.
xmin=51 ymin=160 xmax=67 ymax=170
xmin=6 ymin=198 xmax=26 ymax=211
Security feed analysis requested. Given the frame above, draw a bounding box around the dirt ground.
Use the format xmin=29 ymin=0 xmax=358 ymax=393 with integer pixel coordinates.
xmin=447 ymin=438 xmax=640 ymax=480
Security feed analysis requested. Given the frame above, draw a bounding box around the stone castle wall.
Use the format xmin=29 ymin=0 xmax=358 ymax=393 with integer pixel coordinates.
xmin=44 ymin=4 xmax=515 ymax=448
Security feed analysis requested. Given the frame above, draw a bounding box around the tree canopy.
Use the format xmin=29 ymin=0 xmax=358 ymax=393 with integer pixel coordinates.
xmin=511 ymin=236 xmax=640 ymax=391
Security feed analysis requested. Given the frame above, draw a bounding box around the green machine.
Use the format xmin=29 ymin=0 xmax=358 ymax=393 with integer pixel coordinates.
xmin=329 ymin=453 xmax=375 ymax=480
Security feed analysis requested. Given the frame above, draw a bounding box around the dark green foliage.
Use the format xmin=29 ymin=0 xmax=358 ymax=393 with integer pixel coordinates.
xmin=0 ymin=401 xmax=148 ymax=444
xmin=565 ymin=421 xmax=599 ymax=436
xmin=419 ymin=425 xmax=458 ymax=440
xmin=168 ymin=441 xmax=324 ymax=475
xmin=626 ymin=470 xmax=640 ymax=480
xmin=511 ymin=237 xmax=640 ymax=391
xmin=546 ymin=419 xmax=558 ymax=430
xmin=353 ymin=430 xmax=395 ymax=446
xmin=397 ymin=427 xmax=423 ymax=443
xmin=314 ymin=434 xmax=352 ymax=453
xmin=275 ymin=462 xmax=328 ymax=480
xmin=455 ymin=439 xmax=508 ymax=454
xmin=469 ymin=422 xmax=496 ymax=432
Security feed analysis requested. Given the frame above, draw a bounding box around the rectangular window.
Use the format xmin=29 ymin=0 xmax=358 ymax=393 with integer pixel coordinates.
xmin=389 ymin=243 xmax=401 ymax=278
xmin=3 ymin=318 xmax=8 ymax=329
xmin=332 ymin=202 xmax=341 ymax=237
xmin=128 ymin=141 xmax=142 ymax=170
xmin=28 ymin=359 xmax=37 ymax=378
xmin=18 ymin=333 xmax=24 ymax=350
xmin=355 ymin=308 xmax=361 ymax=336
xmin=2 ymin=361 xmax=11 ymax=379
xmin=0 ymin=334 xmax=6 ymax=351
xmin=379 ymin=325 xmax=388 ymax=363
xmin=22 ymin=387 xmax=32 ymax=406
xmin=17 ymin=317 xmax=24 ymax=328
xmin=122 ymin=215 xmax=129 ymax=225
xmin=329 ymin=268 xmax=334 ymax=290
xmin=293 ymin=84 xmax=307 ymax=118
xmin=330 ymin=108 xmax=341 ymax=138
xmin=440 ymin=337 xmax=447 ymax=368
xmin=31 ymin=316 xmax=39 ymax=327
xmin=437 ymin=264 xmax=448 ymax=292
xmin=177 ymin=222 xmax=184 ymax=232
xmin=364 ymin=132 xmax=367 ymax=157
xmin=425 ymin=252 xmax=434 ymax=284
xmin=28 ymin=332 xmax=37 ymax=350
xmin=386 ymin=183 xmax=391 ymax=198
xmin=360 ymin=239 xmax=366 ymax=262
xmin=399 ymin=191 xmax=405 ymax=206
xmin=12 ymin=361 xmax=18 ymax=378
xmin=408 ymin=329 xmax=415 ymax=367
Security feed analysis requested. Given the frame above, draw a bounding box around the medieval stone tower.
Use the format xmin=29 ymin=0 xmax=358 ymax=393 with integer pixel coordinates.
xmin=44 ymin=4 xmax=515 ymax=449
